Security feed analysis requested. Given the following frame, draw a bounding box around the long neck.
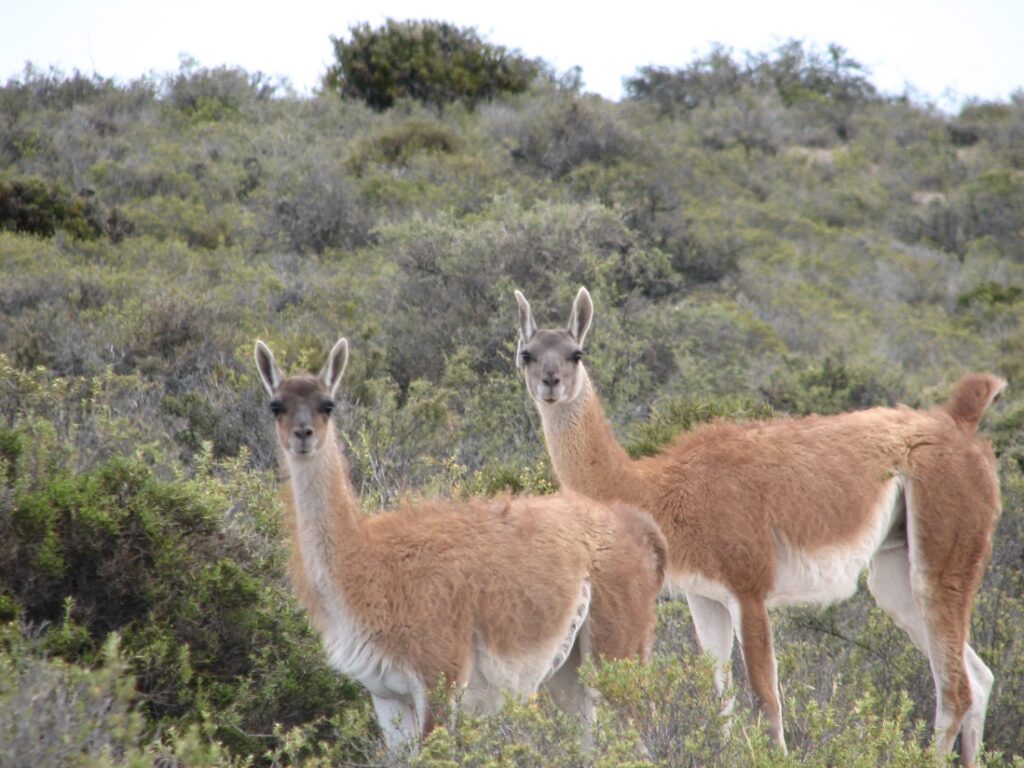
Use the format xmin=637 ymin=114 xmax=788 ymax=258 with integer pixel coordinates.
xmin=282 ymin=428 xmax=364 ymax=605
xmin=537 ymin=371 xmax=648 ymax=505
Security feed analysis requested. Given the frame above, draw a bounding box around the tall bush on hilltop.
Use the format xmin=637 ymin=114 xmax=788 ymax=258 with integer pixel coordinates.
xmin=626 ymin=39 xmax=878 ymax=142
xmin=324 ymin=19 xmax=542 ymax=111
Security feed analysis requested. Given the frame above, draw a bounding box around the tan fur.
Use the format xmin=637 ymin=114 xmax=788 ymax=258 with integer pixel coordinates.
xmin=514 ymin=288 xmax=1003 ymax=765
xmin=255 ymin=339 xmax=665 ymax=750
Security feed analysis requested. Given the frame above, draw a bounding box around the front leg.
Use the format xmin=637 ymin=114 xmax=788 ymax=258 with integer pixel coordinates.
xmin=737 ymin=595 xmax=786 ymax=752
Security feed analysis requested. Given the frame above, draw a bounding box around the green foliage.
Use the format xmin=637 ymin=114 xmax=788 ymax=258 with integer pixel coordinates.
xmin=627 ymin=39 xmax=878 ymax=143
xmin=503 ymin=94 xmax=635 ymax=179
xmin=325 ymin=20 xmax=541 ymax=111
xmin=1 ymin=47 xmax=1024 ymax=765
xmin=625 ymin=43 xmax=744 ymax=116
xmin=0 ymin=442 xmax=360 ymax=763
xmin=762 ymin=355 xmax=905 ymax=415
xmin=958 ymin=281 xmax=1023 ymax=309
xmin=625 ymin=396 xmax=774 ymax=458
xmin=0 ymin=176 xmax=103 ymax=238
xmin=348 ymin=119 xmax=462 ymax=174
xmin=166 ymin=56 xmax=280 ymax=122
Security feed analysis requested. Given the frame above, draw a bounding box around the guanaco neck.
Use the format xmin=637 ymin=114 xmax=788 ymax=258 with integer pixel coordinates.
xmin=282 ymin=426 xmax=365 ymax=599
xmin=536 ymin=371 xmax=649 ymax=506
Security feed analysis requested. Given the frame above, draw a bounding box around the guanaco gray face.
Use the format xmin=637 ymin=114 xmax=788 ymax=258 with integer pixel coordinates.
xmin=254 ymin=339 xmax=348 ymax=457
xmin=514 ymin=288 xmax=592 ymax=407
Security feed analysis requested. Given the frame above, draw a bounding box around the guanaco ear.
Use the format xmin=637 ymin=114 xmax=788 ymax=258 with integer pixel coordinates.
xmin=254 ymin=340 xmax=284 ymax=397
xmin=567 ymin=287 xmax=593 ymax=347
xmin=318 ymin=338 xmax=349 ymax=397
xmin=514 ymin=290 xmax=537 ymax=368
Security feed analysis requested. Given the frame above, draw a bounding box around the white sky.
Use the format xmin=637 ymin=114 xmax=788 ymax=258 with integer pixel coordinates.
xmin=1 ymin=0 xmax=1022 ymax=110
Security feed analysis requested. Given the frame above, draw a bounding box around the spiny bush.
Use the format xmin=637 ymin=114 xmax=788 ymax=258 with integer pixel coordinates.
xmin=625 ymin=45 xmax=746 ymax=116
xmin=0 ymin=442 xmax=362 ymax=763
xmin=761 ymin=355 xmax=906 ymax=415
xmin=627 ymin=39 xmax=878 ymax=144
xmin=347 ymin=119 xmax=462 ymax=175
xmin=165 ymin=57 xmax=279 ymax=123
xmin=500 ymin=93 xmax=635 ymax=179
xmin=325 ymin=19 xmax=542 ymax=111
xmin=0 ymin=176 xmax=103 ymax=239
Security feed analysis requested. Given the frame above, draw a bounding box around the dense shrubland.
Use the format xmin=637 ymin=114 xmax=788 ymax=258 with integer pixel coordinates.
xmin=1 ymin=32 xmax=1024 ymax=765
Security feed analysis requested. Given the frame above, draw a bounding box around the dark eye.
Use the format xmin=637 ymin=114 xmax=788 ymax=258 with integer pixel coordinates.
xmin=571 ymin=350 xmax=584 ymax=363
xmin=269 ymin=400 xmax=284 ymax=416
xmin=320 ymin=400 xmax=335 ymax=415
xmin=519 ymin=350 xmax=533 ymax=364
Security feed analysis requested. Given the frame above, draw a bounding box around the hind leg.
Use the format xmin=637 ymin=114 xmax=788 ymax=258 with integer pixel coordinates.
xmin=960 ymin=645 xmax=993 ymax=766
xmin=687 ymin=592 xmax=736 ymax=717
xmin=868 ymin=544 xmax=989 ymax=766
xmin=372 ymin=694 xmax=421 ymax=752
xmin=545 ymin=625 xmax=598 ymax=752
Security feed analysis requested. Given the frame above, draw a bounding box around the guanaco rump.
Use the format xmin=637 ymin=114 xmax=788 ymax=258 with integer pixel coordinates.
xmin=255 ymin=337 xmax=666 ymax=750
xmin=513 ymin=287 xmax=1003 ymax=766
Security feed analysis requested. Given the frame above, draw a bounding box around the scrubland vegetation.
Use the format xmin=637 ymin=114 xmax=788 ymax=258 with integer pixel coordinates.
xmin=1 ymin=25 xmax=1024 ymax=766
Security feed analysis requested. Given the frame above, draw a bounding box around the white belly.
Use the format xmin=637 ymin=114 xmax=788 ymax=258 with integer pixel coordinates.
xmin=461 ymin=580 xmax=591 ymax=716
xmin=768 ymin=478 xmax=902 ymax=607
xmin=670 ymin=478 xmax=903 ymax=611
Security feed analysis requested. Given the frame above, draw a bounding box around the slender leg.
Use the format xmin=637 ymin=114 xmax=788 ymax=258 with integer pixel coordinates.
xmin=961 ymin=645 xmax=994 ymax=766
xmin=736 ymin=595 xmax=786 ymax=752
xmin=687 ymin=592 xmax=736 ymax=717
xmin=546 ymin=623 xmax=598 ymax=753
xmin=869 ymin=544 xmax=986 ymax=766
xmin=867 ymin=546 xmax=929 ymax=652
xmin=372 ymin=694 xmax=420 ymax=752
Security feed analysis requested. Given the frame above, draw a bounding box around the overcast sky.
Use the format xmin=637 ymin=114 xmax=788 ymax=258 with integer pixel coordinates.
xmin=2 ymin=0 xmax=1022 ymax=110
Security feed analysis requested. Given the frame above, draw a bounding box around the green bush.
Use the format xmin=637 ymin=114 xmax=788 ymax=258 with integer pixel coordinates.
xmin=0 ymin=446 xmax=361 ymax=762
xmin=0 ymin=176 xmax=102 ymax=239
xmin=165 ymin=57 xmax=279 ymax=122
xmin=761 ymin=355 xmax=905 ymax=415
xmin=347 ymin=118 xmax=462 ymax=175
xmin=501 ymin=94 xmax=635 ymax=179
xmin=325 ymin=20 xmax=541 ymax=111
xmin=625 ymin=44 xmax=744 ymax=116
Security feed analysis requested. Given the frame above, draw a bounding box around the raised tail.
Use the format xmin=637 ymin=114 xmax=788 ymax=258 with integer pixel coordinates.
xmin=943 ymin=373 xmax=1006 ymax=433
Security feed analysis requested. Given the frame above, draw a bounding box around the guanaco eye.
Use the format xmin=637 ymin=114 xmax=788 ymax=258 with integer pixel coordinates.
xmin=571 ymin=350 xmax=584 ymax=363
xmin=269 ymin=400 xmax=284 ymax=416
xmin=319 ymin=400 xmax=335 ymax=415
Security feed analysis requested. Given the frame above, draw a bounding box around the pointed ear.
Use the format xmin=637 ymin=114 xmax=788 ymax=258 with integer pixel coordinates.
xmin=318 ymin=338 xmax=349 ymax=397
xmin=567 ymin=287 xmax=593 ymax=347
xmin=254 ymin=340 xmax=284 ymax=397
xmin=514 ymin=290 xmax=537 ymax=343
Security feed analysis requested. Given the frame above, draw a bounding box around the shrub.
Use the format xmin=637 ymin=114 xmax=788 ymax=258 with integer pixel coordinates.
xmin=500 ymin=94 xmax=635 ymax=179
xmin=0 ymin=447 xmax=361 ymax=760
xmin=165 ymin=57 xmax=279 ymax=122
xmin=264 ymin=155 xmax=372 ymax=254
xmin=325 ymin=20 xmax=542 ymax=111
xmin=625 ymin=44 xmax=744 ymax=116
xmin=347 ymin=119 xmax=462 ymax=175
xmin=762 ymin=355 xmax=905 ymax=415
xmin=0 ymin=176 xmax=103 ymax=239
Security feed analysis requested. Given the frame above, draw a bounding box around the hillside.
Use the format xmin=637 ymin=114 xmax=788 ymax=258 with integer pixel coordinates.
xmin=1 ymin=41 xmax=1023 ymax=766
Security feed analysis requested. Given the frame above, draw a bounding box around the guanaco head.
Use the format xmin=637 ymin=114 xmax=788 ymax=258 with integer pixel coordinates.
xmin=254 ymin=338 xmax=348 ymax=457
xmin=514 ymin=287 xmax=592 ymax=407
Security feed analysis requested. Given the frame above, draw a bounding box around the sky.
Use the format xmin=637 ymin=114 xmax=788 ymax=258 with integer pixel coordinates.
xmin=1 ymin=0 xmax=1022 ymax=111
